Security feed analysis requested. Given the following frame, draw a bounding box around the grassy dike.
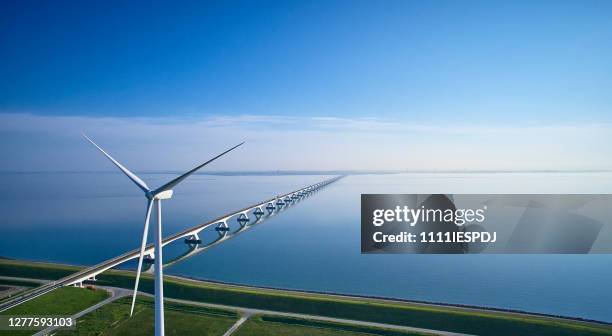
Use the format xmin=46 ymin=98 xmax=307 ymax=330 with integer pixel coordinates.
xmin=1 ymin=259 xmax=611 ymax=336
xmin=234 ymin=315 xmax=432 ymax=336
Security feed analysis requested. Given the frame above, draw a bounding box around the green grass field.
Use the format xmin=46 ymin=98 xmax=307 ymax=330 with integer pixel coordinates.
xmin=1 ymin=259 xmax=611 ymax=336
xmin=55 ymin=296 xmax=238 ymax=336
xmin=0 ymin=286 xmax=109 ymax=336
xmin=234 ymin=315 xmax=431 ymax=336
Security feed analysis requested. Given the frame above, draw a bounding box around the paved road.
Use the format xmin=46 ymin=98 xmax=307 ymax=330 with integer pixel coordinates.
xmin=0 ymin=276 xmax=49 ymax=285
xmin=0 ymin=286 xmax=25 ymax=302
xmin=33 ymin=287 xmax=131 ymax=336
xmin=136 ymin=291 xmax=473 ymax=336
xmin=0 ymin=276 xmax=49 ymax=305
xmin=2 ymin=282 xmax=470 ymax=336
xmin=222 ymin=312 xmax=252 ymax=336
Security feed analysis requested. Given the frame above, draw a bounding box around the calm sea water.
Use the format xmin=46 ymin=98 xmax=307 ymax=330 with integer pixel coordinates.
xmin=0 ymin=172 xmax=610 ymax=322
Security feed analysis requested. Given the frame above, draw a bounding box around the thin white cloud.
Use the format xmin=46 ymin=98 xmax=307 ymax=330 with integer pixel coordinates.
xmin=0 ymin=113 xmax=611 ymax=171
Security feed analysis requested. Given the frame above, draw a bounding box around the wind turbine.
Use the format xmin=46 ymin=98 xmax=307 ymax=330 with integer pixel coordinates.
xmin=83 ymin=134 xmax=243 ymax=336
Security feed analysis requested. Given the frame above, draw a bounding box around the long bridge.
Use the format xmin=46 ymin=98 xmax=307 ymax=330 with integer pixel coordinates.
xmin=0 ymin=176 xmax=343 ymax=312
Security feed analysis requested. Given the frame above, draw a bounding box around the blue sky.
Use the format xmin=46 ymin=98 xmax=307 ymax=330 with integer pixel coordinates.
xmin=1 ymin=1 xmax=611 ymax=171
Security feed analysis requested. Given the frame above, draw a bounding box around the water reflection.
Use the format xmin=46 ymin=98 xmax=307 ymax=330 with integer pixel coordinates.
xmin=151 ymin=180 xmax=323 ymax=272
xmin=0 ymin=173 xmax=611 ymax=322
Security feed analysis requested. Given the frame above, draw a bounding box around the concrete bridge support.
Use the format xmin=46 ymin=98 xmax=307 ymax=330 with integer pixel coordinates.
xmin=216 ymin=220 xmax=230 ymax=237
xmin=237 ymin=213 xmax=249 ymax=227
xmin=253 ymin=206 xmax=264 ymax=218
xmin=185 ymin=232 xmax=202 ymax=245
xmin=266 ymin=202 xmax=275 ymax=212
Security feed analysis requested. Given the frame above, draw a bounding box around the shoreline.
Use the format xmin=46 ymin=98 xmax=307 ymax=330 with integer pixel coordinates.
xmin=167 ymin=273 xmax=611 ymax=326
xmin=2 ymin=256 xmax=609 ymax=326
xmin=2 ymin=258 xmax=611 ymax=336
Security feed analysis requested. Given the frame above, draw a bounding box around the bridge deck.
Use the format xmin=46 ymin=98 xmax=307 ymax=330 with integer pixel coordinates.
xmin=0 ymin=176 xmax=342 ymax=312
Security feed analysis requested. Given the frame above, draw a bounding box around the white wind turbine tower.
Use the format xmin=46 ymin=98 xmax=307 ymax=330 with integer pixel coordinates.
xmin=83 ymin=134 xmax=243 ymax=336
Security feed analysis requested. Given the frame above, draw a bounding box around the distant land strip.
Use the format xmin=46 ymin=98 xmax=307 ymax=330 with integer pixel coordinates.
xmin=2 ymin=169 xmax=612 ymax=175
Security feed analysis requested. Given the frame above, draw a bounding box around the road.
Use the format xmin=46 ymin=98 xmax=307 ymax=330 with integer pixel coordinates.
xmin=134 ymin=290 xmax=473 ymax=336
xmin=0 ymin=276 xmax=49 ymax=306
xmin=32 ymin=287 xmax=131 ymax=336
xmin=169 ymin=301 xmax=473 ymax=336
xmin=5 ymin=283 xmax=469 ymax=336
xmin=0 ymin=276 xmax=48 ymax=285
xmin=221 ymin=312 xmax=252 ymax=336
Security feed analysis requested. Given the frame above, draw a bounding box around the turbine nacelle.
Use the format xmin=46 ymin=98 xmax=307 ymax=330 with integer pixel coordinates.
xmin=148 ymin=190 xmax=173 ymax=200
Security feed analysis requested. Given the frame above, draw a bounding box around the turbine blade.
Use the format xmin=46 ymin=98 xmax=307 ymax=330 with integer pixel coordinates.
xmin=82 ymin=133 xmax=150 ymax=193
xmin=154 ymin=142 xmax=244 ymax=194
xmin=130 ymin=199 xmax=153 ymax=317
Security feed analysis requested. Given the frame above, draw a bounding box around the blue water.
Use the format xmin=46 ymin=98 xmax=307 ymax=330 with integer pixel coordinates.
xmin=0 ymin=172 xmax=611 ymax=322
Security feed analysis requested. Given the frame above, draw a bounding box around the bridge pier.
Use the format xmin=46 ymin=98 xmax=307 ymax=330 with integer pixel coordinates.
xmin=144 ymin=253 xmax=155 ymax=264
xmin=253 ymin=206 xmax=265 ymax=218
xmin=237 ymin=213 xmax=249 ymax=227
xmin=215 ymin=220 xmax=230 ymax=237
xmin=184 ymin=232 xmax=202 ymax=245
xmin=265 ymin=202 xmax=276 ymax=213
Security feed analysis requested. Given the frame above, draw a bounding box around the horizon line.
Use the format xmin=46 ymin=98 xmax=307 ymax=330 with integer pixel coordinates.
xmin=2 ymin=169 xmax=612 ymax=175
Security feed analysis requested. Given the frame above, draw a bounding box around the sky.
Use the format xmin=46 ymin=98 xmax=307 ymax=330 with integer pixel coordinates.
xmin=1 ymin=0 xmax=611 ymax=171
